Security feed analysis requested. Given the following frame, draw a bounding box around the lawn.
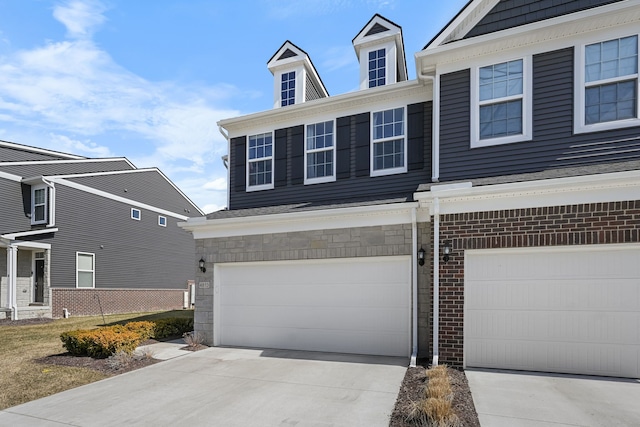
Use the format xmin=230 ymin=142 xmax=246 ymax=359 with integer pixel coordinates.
xmin=0 ymin=310 xmax=193 ymax=410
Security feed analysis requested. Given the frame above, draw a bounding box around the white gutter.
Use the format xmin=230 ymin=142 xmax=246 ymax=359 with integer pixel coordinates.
xmin=410 ymin=206 xmax=418 ymax=367
xmin=416 ymin=67 xmax=439 ymax=182
xmin=218 ymin=125 xmax=231 ymax=211
xmin=43 ymin=177 xmax=56 ymax=227
xmin=432 ymin=198 xmax=440 ymax=366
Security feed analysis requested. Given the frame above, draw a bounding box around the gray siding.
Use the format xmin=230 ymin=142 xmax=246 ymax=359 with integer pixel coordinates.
xmin=0 ymin=159 xmax=134 ymax=177
xmin=39 ymin=185 xmax=194 ymax=290
xmin=0 ymin=179 xmax=32 ymax=234
xmin=465 ymin=0 xmax=623 ymax=38
xmin=65 ymin=170 xmax=200 ymax=216
xmin=439 ymin=47 xmax=640 ymax=182
xmin=305 ymin=74 xmax=323 ymax=102
xmin=0 ymin=145 xmax=69 ymax=162
xmin=229 ymin=103 xmax=433 ymax=209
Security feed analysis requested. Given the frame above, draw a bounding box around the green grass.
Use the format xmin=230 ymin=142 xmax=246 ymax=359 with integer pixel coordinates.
xmin=0 ymin=310 xmax=193 ymax=410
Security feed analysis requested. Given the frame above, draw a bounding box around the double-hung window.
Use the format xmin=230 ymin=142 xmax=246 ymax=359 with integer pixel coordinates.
xmin=247 ymin=132 xmax=273 ymax=191
xmin=472 ymin=57 xmax=531 ymax=147
xmin=31 ymin=185 xmax=47 ymax=225
xmin=368 ymin=48 xmax=386 ymax=88
xmin=76 ymin=252 xmax=95 ymax=289
xmin=281 ymin=71 xmax=296 ymax=106
xmin=371 ymin=107 xmax=406 ymax=176
xmin=305 ymin=120 xmax=335 ymax=184
xmin=576 ymin=34 xmax=639 ymax=132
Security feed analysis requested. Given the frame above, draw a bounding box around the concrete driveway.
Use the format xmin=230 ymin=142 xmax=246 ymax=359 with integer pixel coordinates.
xmin=0 ymin=347 xmax=407 ymax=427
xmin=466 ymin=369 xmax=640 ymax=427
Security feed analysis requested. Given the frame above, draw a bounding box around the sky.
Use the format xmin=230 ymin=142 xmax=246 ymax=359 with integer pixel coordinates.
xmin=0 ymin=0 xmax=469 ymax=214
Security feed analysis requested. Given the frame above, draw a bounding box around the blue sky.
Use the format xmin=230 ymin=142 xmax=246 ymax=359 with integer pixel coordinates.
xmin=0 ymin=0 xmax=468 ymax=213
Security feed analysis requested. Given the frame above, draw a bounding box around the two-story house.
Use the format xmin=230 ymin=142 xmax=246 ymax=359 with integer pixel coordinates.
xmin=182 ymin=0 xmax=640 ymax=379
xmin=1 ymin=140 xmax=202 ymax=320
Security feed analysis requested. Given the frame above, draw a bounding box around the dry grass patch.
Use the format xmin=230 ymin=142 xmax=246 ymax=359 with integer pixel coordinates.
xmin=0 ymin=310 xmax=192 ymax=410
xmin=408 ymin=365 xmax=461 ymax=427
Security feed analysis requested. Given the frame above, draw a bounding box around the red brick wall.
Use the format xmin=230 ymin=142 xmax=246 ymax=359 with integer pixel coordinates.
xmin=52 ymin=288 xmax=186 ymax=318
xmin=431 ymin=200 xmax=640 ymax=367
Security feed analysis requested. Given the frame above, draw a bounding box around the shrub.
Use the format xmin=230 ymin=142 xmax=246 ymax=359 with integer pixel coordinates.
xmin=182 ymin=331 xmax=204 ymax=348
xmin=60 ymin=330 xmax=95 ymax=356
xmin=152 ymin=317 xmax=194 ymax=339
xmin=123 ymin=321 xmax=155 ymax=340
xmin=61 ymin=325 xmax=143 ymax=358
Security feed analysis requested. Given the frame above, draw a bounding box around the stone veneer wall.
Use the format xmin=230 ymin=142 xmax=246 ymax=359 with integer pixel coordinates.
xmin=195 ymin=223 xmax=432 ymax=354
xmin=432 ymin=200 xmax=640 ymax=367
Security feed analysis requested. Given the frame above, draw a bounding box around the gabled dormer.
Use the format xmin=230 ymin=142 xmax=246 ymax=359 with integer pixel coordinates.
xmin=267 ymin=41 xmax=328 ymax=109
xmin=352 ymin=14 xmax=407 ymax=90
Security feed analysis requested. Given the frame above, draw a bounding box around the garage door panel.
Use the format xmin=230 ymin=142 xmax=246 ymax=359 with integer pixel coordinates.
xmin=216 ymin=256 xmax=411 ymax=357
xmin=466 ymin=245 xmax=640 ymax=378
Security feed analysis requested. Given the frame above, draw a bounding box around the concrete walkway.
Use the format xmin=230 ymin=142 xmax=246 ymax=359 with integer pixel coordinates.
xmin=466 ymin=369 xmax=640 ymax=427
xmin=0 ymin=346 xmax=407 ymax=426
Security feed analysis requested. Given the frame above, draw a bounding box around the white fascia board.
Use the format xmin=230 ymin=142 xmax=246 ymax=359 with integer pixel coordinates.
xmin=180 ymin=202 xmax=420 ymax=239
xmin=0 ymin=170 xmax=22 ymax=182
xmin=1 ymin=228 xmax=59 ymax=240
xmin=414 ymin=170 xmax=640 ymax=215
xmin=417 ymin=1 xmax=640 ymax=73
xmin=0 ymin=140 xmax=85 ymax=160
xmin=12 ymin=240 xmax=52 ymax=250
xmin=0 ymin=157 xmax=135 ymax=168
xmin=218 ymin=80 xmax=430 ymax=137
xmin=49 ymin=177 xmax=190 ymax=220
xmin=50 ymin=168 xmax=204 ymax=215
xmin=426 ymin=0 xmax=499 ymax=49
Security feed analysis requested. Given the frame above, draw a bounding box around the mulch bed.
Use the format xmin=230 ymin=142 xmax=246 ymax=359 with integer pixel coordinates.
xmin=389 ymin=363 xmax=480 ymax=427
xmin=37 ymin=353 xmax=160 ymax=376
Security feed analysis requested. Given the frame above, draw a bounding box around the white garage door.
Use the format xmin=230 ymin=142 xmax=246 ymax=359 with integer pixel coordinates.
xmin=465 ymin=245 xmax=640 ymax=378
xmin=214 ymin=256 xmax=411 ymax=357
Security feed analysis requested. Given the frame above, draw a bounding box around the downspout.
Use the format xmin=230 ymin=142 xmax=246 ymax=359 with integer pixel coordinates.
xmin=417 ymin=68 xmax=439 ymax=183
xmin=432 ymin=198 xmax=440 ymax=366
xmin=218 ymin=125 xmax=231 ymax=210
xmin=410 ymin=206 xmax=418 ymax=367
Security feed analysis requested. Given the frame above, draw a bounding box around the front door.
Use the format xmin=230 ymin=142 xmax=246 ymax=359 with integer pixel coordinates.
xmin=34 ymin=259 xmax=45 ymax=303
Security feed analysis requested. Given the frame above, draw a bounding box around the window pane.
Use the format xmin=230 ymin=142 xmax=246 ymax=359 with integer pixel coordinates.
xmin=479 ymin=59 xmax=523 ymax=102
xmin=585 ymin=35 xmax=638 ymax=82
xmin=585 ymin=80 xmax=637 ymax=124
xmin=34 ymin=188 xmax=45 ymax=204
xmin=479 ymin=100 xmax=522 ymax=139
xmin=78 ymin=254 xmax=93 ymax=270
xmin=78 ymin=271 xmax=93 ymax=288
xmin=34 ymin=205 xmax=45 ymax=222
xmin=373 ymin=138 xmax=404 ymax=170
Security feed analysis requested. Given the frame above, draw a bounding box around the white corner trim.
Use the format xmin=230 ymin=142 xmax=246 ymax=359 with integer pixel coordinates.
xmin=180 ymin=202 xmax=421 ymax=239
xmin=414 ymin=170 xmax=640 ymax=215
xmin=1 ymin=228 xmax=59 ymax=240
xmin=49 ymin=177 xmax=189 ymax=220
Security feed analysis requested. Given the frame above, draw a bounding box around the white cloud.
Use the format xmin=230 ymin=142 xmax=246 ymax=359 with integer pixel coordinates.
xmin=322 ymin=45 xmax=357 ymax=73
xmin=48 ymin=133 xmax=113 ymax=157
xmin=53 ymin=0 xmax=107 ymax=39
xmin=202 ymin=203 xmax=225 ymax=215
xmin=203 ymin=177 xmax=227 ymax=191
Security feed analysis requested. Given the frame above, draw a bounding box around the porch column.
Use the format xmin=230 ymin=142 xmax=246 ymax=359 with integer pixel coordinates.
xmin=7 ymin=245 xmax=18 ymax=320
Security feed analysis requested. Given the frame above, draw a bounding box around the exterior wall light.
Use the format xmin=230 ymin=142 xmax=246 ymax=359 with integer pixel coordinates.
xmin=199 ymin=258 xmax=206 ymax=273
xmin=443 ymin=241 xmax=452 ymax=263
xmin=418 ymin=247 xmax=426 ymax=266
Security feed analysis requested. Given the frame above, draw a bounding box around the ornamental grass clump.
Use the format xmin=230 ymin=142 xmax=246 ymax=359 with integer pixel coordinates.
xmin=408 ymin=365 xmax=460 ymax=427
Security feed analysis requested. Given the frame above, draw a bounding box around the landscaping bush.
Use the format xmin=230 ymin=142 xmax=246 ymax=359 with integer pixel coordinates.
xmin=152 ymin=317 xmax=194 ymax=339
xmin=59 ymin=330 xmax=95 ymax=356
xmin=122 ymin=321 xmax=155 ymax=340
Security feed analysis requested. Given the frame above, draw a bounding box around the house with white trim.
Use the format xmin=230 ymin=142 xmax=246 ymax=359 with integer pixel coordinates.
xmin=182 ymin=1 xmax=640 ymax=379
xmin=1 ymin=140 xmax=202 ymax=320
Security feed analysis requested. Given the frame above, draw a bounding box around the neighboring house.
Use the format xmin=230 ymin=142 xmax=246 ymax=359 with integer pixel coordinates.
xmin=1 ymin=140 xmax=203 ymax=320
xmin=182 ymin=0 xmax=640 ymax=379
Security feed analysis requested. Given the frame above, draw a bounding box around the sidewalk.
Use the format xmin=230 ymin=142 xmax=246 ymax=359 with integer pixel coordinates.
xmin=136 ymin=338 xmax=190 ymax=360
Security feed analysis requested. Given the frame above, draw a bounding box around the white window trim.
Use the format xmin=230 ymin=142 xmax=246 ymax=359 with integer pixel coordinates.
xmin=574 ymin=33 xmax=640 ymax=134
xmin=158 ymin=215 xmax=167 ymax=227
xmin=360 ymin=40 xmax=396 ymax=90
xmin=246 ymin=132 xmax=275 ymax=192
xmin=131 ymin=208 xmax=141 ymax=220
xmin=76 ymin=252 xmax=95 ymax=289
xmin=274 ymin=66 xmax=305 ymax=108
xmin=370 ymin=107 xmax=408 ymax=177
xmin=31 ymin=184 xmax=48 ymax=225
xmin=304 ymin=119 xmax=337 ymax=185
xmin=470 ymin=56 xmax=532 ymax=148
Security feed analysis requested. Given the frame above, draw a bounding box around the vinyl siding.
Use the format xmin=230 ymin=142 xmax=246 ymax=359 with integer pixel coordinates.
xmin=0 ymin=179 xmax=32 ymax=234
xmin=44 ymin=186 xmax=195 ymax=290
xmin=229 ymin=102 xmax=433 ymax=209
xmin=464 ymin=0 xmax=623 ymax=39
xmin=65 ymin=170 xmax=200 ymax=216
xmin=0 ymin=145 xmax=69 ymax=162
xmin=439 ymin=47 xmax=640 ymax=182
xmin=0 ymin=160 xmax=134 ymax=178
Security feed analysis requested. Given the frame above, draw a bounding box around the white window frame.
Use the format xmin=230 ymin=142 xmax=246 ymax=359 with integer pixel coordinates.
xmin=280 ymin=70 xmax=296 ymax=107
xmin=470 ymin=56 xmax=532 ymax=148
xmin=370 ymin=107 xmax=407 ymax=177
xmin=304 ymin=119 xmax=336 ymax=185
xmin=158 ymin=215 xmax=167 ymax=227
xmin=246 ymin=132 xmax=275 ymax=192
xmin=574 ymin=33 xmax=640 ymax=134
xmin=76 ymin=252 xmax=95 ymax=289
xmin=131 ymin=208 xmax=141 ymax=220
xmin=360 ymin=41 xmax=396 ymax=90
xmin=31 ymin=184 xmax=48 ymax=225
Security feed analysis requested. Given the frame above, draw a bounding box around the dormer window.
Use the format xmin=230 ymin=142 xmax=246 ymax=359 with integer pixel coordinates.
xmin=368 ymin=49 xmax=386 ymax=88
xmin=281 ymin=71 xmax=296 ymax=106
xmin=31 ymin=185 xmax=48 ymax=225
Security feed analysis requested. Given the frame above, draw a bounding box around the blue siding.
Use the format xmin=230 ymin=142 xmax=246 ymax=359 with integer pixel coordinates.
xmin=229 ymin=103 xmax=433 ymax=209
xmin=465 ymin=0 xmax=623 ymax=39
xmin=439 ymin=47 xmax=640 ymax=182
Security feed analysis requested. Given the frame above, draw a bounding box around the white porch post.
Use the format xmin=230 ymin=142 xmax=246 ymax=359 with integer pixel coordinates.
xmin=7 ymin=244 xmax=18 ymax=320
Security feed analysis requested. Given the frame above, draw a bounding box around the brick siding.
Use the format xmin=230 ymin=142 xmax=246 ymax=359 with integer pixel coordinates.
xmin=431 ymin=200 xmax=640 ymax=367
xmin=51 ymin=288 xmax=186 ymax=318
